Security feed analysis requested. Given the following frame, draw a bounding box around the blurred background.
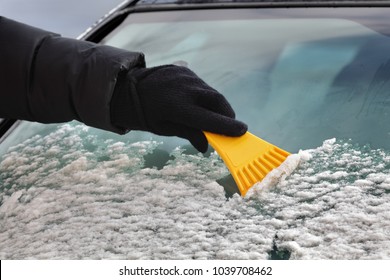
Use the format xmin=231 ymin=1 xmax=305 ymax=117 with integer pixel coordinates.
xmin=1 ymin=0 xmax=125 ymax=38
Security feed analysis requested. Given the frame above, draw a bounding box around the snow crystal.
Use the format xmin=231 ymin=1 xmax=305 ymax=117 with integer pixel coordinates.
xmin=0 ymin=124 xmax=389 ymax=259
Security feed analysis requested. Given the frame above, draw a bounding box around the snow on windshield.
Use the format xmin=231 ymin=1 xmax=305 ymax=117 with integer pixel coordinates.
xmin=0 ymin=123 xmax=389 ymax=259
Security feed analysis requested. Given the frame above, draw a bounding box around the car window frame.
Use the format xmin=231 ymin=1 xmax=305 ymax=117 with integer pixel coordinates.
xmin=80 ymin=0 xmax=390 ymax=43
xmin=0 ymin=119 xmax=17 ymax=141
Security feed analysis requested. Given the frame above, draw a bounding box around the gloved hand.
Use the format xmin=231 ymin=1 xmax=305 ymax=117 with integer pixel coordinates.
xmin=111 ymin=65 xmax=247 ymax=153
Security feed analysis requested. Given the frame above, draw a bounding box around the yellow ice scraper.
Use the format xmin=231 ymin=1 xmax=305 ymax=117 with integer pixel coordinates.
xmin=204 ymin=131 xmax=290 ymax=196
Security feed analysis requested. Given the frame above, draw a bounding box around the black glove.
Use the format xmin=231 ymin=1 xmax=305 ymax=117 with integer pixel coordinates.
xmin=111 ymin=65 xmax=247 ymax=153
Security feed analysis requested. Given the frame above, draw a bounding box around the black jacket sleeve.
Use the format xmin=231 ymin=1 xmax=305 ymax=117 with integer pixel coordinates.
xmin=0 ymin=16 xmax=145 ymax=133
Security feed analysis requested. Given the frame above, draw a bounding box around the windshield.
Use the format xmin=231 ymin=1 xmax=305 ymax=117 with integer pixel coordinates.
xmin=101 ymin=8 xmax=390 ymax=151
xmin=0 ymin=7 xmax=389 ymax=260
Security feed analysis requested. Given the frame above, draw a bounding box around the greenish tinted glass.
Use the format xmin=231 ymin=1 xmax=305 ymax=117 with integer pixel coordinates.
xmin=102 ymin=9 xmax=390 ymax=152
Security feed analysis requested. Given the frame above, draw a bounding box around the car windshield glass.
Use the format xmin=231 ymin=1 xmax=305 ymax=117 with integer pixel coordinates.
xmin=1 ymin=8 xmax=389 ymax=260
xmin=101 ymin=8 xmax=390 ymax=152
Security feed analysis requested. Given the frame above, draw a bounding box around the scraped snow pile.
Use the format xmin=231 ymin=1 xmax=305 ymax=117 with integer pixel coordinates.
xmin=0 ymin=124 xmax=389 ymax=259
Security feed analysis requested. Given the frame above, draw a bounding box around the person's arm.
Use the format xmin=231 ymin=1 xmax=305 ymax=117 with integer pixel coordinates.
xmin=0 ymin=16 xmax=144 ymax=133
xmin=0 ymin=17 xmax=247 ymax=152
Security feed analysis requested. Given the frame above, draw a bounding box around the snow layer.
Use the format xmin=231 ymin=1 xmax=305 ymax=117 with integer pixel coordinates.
xmin=0 ymin=124 xmax=389 ymax=259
